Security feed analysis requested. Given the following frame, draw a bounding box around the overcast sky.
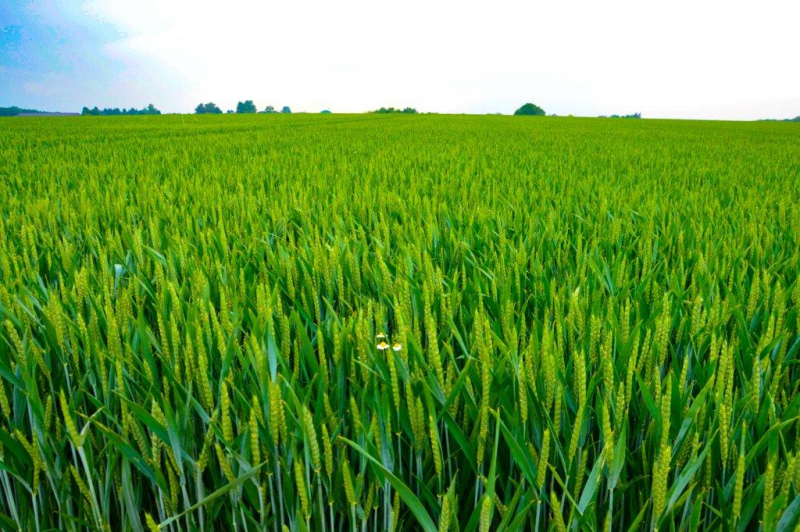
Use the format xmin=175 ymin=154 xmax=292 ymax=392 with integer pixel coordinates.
xmin=2 ymin=0 xmax=799 ymax=119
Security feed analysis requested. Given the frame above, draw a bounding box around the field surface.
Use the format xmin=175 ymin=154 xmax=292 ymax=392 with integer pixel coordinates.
xmin=1 ymin=115 xmax=799 ymax=531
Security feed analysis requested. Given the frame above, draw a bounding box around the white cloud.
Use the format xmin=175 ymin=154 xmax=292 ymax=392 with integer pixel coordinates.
xmin=77 ymin=0 xmax=800 ymax=118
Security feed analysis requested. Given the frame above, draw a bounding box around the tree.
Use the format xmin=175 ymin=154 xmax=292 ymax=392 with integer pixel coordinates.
xmin=82 ymin=104 xmax=161 ymax=116
xmin=195 ymin=102 xmax=222 ymax=114
xmin=281 ymin=106 xmax=292 ymax=114
xmin=514 ymin=103 xmax=546 ymax=116
xmin=372 ymin=107 xmax=417 ymax=114
xmin=0 ymin=106 xmax=43 ymax=116
xmin=605 ymin=113 xmax=641 ymax=119
xmin=236 ymin=100 xmax=257 ymax=114
xmin=262 ymin=105 xmax=276 ymax=114
xmin=321 ymin=110 xmax=331 ymax=114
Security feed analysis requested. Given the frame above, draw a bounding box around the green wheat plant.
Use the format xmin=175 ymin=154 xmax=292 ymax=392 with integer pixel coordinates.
xmin=0 ymin=113 xmax=799 ymax=531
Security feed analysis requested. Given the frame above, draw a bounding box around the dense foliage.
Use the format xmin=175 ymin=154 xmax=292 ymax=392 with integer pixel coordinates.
xmin=0 ymin=115 xmax=799 ymax=532
xmin=599 ymin=114 xmax=641 ymax=119
xmin=0 ymin=107 xmax=44 ymax=117
xmin=759 ymin=117 xmax=800 ymax=123
xmin=514 ymin=103 xmax=545 ymax=116
xmin=373 ymin=107 xmax=418 ymax=114
xmin=81 ymin=105 xmax=162 ymax=116
xmin=236 ymin=101 xmax=258 ymax=114
xmin=195 ymin=103 xmax=223 ymax=114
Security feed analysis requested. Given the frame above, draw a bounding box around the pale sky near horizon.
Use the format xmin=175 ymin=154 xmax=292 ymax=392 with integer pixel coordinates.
xmin=1 ymin=0 xmax=799 ymax=119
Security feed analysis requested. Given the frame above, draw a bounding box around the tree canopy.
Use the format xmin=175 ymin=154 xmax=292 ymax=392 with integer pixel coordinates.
xmin=0 ymin=106 xmax=44 ymax=117
xmin=236 ymin=100 xmax=257 ymax=114
xmin=281 ymin=106 xmax=292 ymax=114
xmin=81 ymin=105 xmax=161 ymax=116
xmin=372 ymin=107 xmax=418 ymax=114
xmin=514 ymin=103 xmax=545 ymax=116
xmin=599 ymin=113 xmax=641 ymax=119
xmin=195 ymin=102 xmax=222 ymax=114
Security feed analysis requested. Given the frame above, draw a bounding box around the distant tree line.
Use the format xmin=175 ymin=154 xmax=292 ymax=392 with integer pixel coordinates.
xmin=758 ymin=116 xmax=800 ymax=122
xmin=81 ymin=104 xmax=161 ymax=116
xmin=0 ymin=106 xmax=45 ymax=117
xmin=195 ymin=102 xmax=222 ymax=114
xmin=598 ymin=113 xmax=642 ymax=119
xmin=372 ymin=107 xmax=418 ymax=114
xmin=254 ymin=103 xmax=291 ymax=114
xmin=195 ymin=101 xmax=292 ymax=114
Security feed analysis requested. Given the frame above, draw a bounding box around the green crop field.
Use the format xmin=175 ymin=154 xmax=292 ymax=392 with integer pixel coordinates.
xmin=1 ymin=114 xmax=799 ymax=531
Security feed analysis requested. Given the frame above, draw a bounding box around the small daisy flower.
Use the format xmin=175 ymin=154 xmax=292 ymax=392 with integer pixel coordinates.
xmin=376 ymin=332 xmax=387 ymax=340
xmin=392 ymin=343 xmax=402 ymax=351
xmin=376 ymin=342 xmax=389 ymax=350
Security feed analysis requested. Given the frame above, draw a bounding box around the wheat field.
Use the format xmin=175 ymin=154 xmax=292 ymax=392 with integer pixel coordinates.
xmin=1 ymin=114 xmax=799 ymax=531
